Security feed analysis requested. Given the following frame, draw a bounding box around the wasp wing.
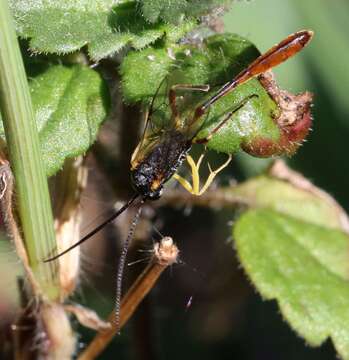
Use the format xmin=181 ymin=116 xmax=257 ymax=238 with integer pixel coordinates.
xmin=131 ymin=77 xmax=172 ymax=169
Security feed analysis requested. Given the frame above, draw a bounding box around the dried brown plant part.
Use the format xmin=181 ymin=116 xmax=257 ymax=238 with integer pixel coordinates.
xmin=0 ymin=151 xmax=74 ymax=358
xmin=0 ymin=162 xmax=41 ymax=295
xmin=64 ymin=304 xmax=111 ymax=331
xmin=242 ymin=70 xmax=313 ymax=157
xmin=39 ymin=302 xmax=76 ymax=360
xmin=77 ymin=237 xmax=179 ymax=360
xmin=260 ymin=71 xmax=313 ymax=127
xmin=157 ymin=187 xmax=250 ymax=209
xmin=0 ymin=160 xmax=76 ymax=360
xmin=269 ymin=159 xmax=349 ymax=234
xmin=51 ymin=157 xmax=88 ymax=299
xmin=12 ymin=296 xmax=75 ymax=360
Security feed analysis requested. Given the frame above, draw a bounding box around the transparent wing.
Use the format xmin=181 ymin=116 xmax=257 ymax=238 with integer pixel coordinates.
xmin=131 ymin=77 xmax=171 ymax=169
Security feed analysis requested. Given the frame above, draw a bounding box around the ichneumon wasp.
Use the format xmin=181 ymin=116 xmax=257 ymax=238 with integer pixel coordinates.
xmin=45 ymin=30 xmax=313 ymax=328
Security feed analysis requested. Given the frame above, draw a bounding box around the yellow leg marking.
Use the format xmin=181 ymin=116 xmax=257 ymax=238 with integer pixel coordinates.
xmin=173 ymin=173 xmax=193 ymax=193
xmin=174 ymin=153 xmax=232 ymax=196
xmin=186 ymin=153 xmax=204 ymax=194
xmin=198 ymin=154 xmax=232 ymax=195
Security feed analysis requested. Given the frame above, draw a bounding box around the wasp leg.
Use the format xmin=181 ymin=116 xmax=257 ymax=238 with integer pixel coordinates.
xmin=173 ymin=152 xmax=204 ymax=193
xmin=187 ymin=153 xmax=205 ymax=194
xmin=174 ymin=153 xmax=232 ymax=196
xmin=173 ymin=173 xmax=194 ymax=193
xmin=198 ymin=154 xmax=232 ymax=195
xmin=169 ymin=84 xmax=210 ymax=126
xmin=193 ymin=94 xmax=258 ymax=144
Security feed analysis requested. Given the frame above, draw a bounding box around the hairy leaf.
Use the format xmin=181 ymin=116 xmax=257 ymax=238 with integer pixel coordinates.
xmin=0 ymin=65 xmax=109 ymax=176
xmin=233 ymin=174 xmax=349 ymax=231
xmin=232 ymin=164 xmax=349 ymax=360
xmin=234 ymin=209 xmax=349 ymax=360
xmin=35 ymin=65 xmax=108 ymax=176
xmin=9 ymin=0 xmax=195 ymax=60
xmin=140 ymin=0 xmax=230 ymax=24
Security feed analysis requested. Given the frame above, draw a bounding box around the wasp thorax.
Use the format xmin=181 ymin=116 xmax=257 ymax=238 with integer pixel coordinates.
xmin=130 ymin=130 xmax=191 ymax=201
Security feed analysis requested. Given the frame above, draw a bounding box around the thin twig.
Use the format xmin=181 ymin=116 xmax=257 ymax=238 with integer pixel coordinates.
xmin=158 ymin=187 xmax=251 ymax=209
xmin=78 ymin=237 xmax=179 ymax=360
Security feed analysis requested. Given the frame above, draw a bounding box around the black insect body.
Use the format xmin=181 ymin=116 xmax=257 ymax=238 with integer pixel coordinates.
xmin=130 ymin=130 xmax=191 ymax=200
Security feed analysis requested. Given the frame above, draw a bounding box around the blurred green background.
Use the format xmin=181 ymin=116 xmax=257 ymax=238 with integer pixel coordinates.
xmin=1 ymin=0 xmax=349 ymax=359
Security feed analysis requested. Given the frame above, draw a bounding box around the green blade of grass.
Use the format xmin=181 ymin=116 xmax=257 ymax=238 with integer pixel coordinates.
xmin=0 ymin=0 xmax=60 ymax=300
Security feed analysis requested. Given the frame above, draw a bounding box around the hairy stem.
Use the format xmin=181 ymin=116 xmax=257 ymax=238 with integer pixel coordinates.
xmin=0 ymin=0 xmax=59 ymax=299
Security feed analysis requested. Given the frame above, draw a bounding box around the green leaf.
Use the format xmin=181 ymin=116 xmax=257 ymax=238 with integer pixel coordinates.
xmin=121 ymin=33 xmax=281 ymax=155
xmin=229 ymin=163 xmax=349 ymax=359
xmin=9 ymin=0 xmax=195 ymax=60
xmin=232 ymin=174 xmax=348 ymax=231
xmin=234 ymin=209 xmax=349 ymax=360
xmin=140 ymin=0 xmax=230 ymax=24
xmin=120 ymin=46 xmax=176 ymax=103
xmin=121 ymin=33 xmax=261 ymax=102
xmin=35 ymin=65 xmax=108 ymax=176
xmin=0 ymin=64 xmax=109 ymax=176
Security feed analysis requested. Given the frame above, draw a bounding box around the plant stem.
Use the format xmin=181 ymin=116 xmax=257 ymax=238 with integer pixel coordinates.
xmin=78 ymin=237 xmax=179 ymax=360
xmin=0 ymin=0 xmax=60 ymax=300
xmin=158 ymin=187 xmax=251 ymax=208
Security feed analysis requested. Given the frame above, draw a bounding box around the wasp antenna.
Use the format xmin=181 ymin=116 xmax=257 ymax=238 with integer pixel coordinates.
xmin=115 ymin=202 xmax=143 ymax=333
xmin=43 ymin=193 xmax=140 ymax=263
xmin=152 ymin=224 xmax=165 ymax=240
